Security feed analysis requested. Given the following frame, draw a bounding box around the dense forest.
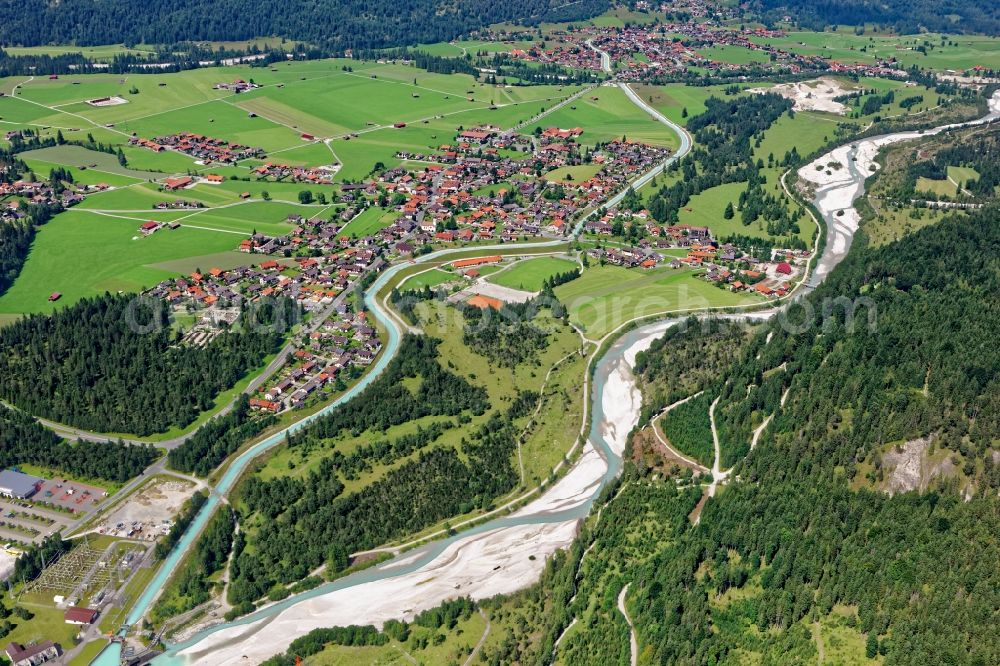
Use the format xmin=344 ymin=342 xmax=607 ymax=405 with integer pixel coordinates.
xmin=226 ymin=335 xmax=537 ymax=605
xmin=0 ymin=0 xmax=607 ymax=49
xmin=621 ymin=210 xmax=1000 ymax=664
xmin=752 ymin=0 xmax=1000 ymax=35
xmin=658 ymin=392 xmax=714 ymax=467
xmin=0 ymin=409 xmax=156 ymax=482
xmin=167 ymin=395 xmax=276 ymax=476
xmin=634 ymin=317 xmax=756 ymax=417
xmin=459 ymin=292 xmax=564 ymax=368
xmin=152 ymin=506 xmax=235 ymax=621
xmin=483 ymin=210 xmax=1000 ymax=666
xmin=0 ymin=294 xmax=288 ymax=436
xmin=715 ymin=207 xmax=1000 ymax=482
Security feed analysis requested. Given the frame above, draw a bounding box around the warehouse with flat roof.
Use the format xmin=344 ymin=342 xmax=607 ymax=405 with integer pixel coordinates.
xmin=0 ymin=470 xmax=42 ymax=499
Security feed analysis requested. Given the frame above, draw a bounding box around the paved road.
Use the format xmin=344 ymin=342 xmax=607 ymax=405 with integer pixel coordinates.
xmin=586 ymin=39 xmax=612 ymax=73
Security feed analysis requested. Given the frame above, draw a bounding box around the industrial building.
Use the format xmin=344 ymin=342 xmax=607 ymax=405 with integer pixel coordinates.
xmin=0 ymin=470 xmax=42 ymax=499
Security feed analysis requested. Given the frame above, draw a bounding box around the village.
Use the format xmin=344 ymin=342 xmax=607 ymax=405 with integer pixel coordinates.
xmin=0 ymin=178 xmax=94 ymax=227
xmin=583 ymin=208 xmax=810 ymax=298
xmin=480 ymin=21 xmax=908 ymax=82
xmin=131 ymin=132 xmax=266 ymax=164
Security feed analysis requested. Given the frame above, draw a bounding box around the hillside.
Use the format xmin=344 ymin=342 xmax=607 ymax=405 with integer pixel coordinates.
xmin=471 ymin=207 xmax=1000 ymax=666
xmin=753 ymin=0 xmax=1000 ymax=35
xmin=632 ymin=207 xmax=1000 ymax=664
xmin=0 ymin=0 xmax=608 ymax=48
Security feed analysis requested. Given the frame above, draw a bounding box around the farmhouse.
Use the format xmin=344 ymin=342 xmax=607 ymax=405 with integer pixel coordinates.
xmin=5 ymin=641 xmax=61 ymax=666
xmin=0 ymin=470 xmax=42 ymax=499
xmin=249 ymin=398 xmax=281 ymax=413
xmin=139 ymin=221 xmax=161 ymax=236
xmin=163 ymin=176 xmax=193 ymax=191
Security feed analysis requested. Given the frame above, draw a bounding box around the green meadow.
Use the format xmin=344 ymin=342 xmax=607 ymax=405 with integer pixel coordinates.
xmin=542 ymin=85 xmax=680 ymax=149
xmin=0 ymin=210 xmax=240 ymax=314
xmin=752 ymin=109 xmax=841 ymax=161
xmin=554 ymin=264 xmax=759 ymax=339
xmin=543 ymin=163 xmax=603 ymax=183
xmin=1 ymin=44 xmax=153 ymax=60
xmin=631 ymin=82 xmax=758 ymax=125
xmin=948 ymin=165 xmax=979 ymax=186
xmin=399 ymin=267 xmax=457 ymax=291
xmin=20 ymin=145 xmax=163 ymax=180
xmin=488 ymin=256 xmax=578 ymax=291
xmin=697 ymin=44 xmax=771 ymax=65
xmin=750 ymin=30 xmax=1000 ymax=72
xmin=340 ymin=206 xmax=399 ymax=237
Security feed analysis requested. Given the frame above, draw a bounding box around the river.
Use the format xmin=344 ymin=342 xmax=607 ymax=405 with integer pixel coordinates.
xmin=94 ymin=90 xmax=1000 ymax=665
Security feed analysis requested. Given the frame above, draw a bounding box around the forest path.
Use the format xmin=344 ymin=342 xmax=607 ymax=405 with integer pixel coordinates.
xmin=650 ymin=392 xmax=710 ymax=472
xmin=463 ymin=609 xmax=491 ymax=666
xmin=618 ymin=583 xmax=638 ymax=666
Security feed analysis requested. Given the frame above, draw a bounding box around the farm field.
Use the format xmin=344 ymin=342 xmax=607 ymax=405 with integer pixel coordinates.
xmin=0 ymin=209 xmax=242 ymax=314
xmin=326 ymin=95 xmax=557 ymax=180
xmin=20 ymin=157 xmax=145 ymax=189
xmin=488 ymin=256 xmax=578 ymax=292
xmin=749 ymin=30 xmax=1000 ymax=72
xmin=417 ymin=39 xmax=516 ymax=57
xmin=543 ymin=163 xmax=602 ymax=184
xmin=553 ymin=264 xmax=760 ymax=339
xmin=631 ymin=82 xmax=758 ymax=126
xmin=542 ymin=85 xmax=680 ymax=149
xmin=20 ymin=145 xmax=164 ymax=180
xmin=339 ymin=206 xmax=399 ymax=237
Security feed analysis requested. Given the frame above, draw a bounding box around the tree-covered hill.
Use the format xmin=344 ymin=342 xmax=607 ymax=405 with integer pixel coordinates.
xmin=0 ymin=0 xmax=608 ymax=49
xmin=624 ymin=208 xmax=1000 ymax=664
xmin=715 ymin=206 xmax=1000 ymax=490
xmin=0 ymin=294 xmax=290 ymax=436
xmin=469 ymin=208 xmax=1000 ymax=666
xmin=753 ymin=0 xmax=1000 ymax=35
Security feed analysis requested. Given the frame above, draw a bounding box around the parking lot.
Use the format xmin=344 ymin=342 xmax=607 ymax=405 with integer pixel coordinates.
xmin=0 ymin=478 xmax=109 ymax=546
xmin=34 ymin=477 xmax=108 ymax=513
